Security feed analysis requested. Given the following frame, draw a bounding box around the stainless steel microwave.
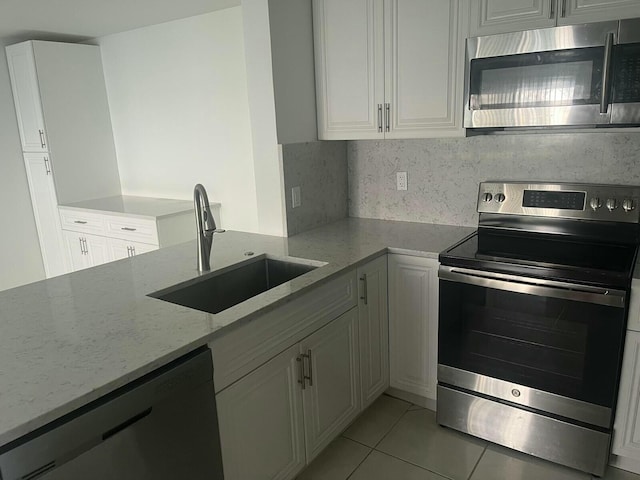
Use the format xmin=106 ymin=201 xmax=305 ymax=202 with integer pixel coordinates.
xmin=464 ymin=18 xmax=640 ymax=130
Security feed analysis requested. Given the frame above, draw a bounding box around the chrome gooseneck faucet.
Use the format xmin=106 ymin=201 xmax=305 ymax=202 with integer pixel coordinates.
xmin=194 ymin=184 xmax=224 ymax=271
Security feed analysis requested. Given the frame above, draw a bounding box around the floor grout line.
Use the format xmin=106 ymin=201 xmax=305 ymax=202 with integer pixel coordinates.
xmin=345 ymin=448 xmax=374 ymax=480
xmin=466 ymin=444 xmax=488 ymax=480
xmin=370 ymin=403 xmax=413 ymax=450
xmin=370 ymin=447 xmax=459 ymax=480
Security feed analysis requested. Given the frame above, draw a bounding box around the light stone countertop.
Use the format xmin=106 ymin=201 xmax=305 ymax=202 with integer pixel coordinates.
xmin=0 ymin=218 xmax=473 ymax=448
xmin=59 ymin=195 xmax=220 ymax=220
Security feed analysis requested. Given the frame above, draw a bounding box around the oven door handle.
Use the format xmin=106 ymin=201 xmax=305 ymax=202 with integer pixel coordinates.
xmin=439 ymin=266 xmax=626 ymax=308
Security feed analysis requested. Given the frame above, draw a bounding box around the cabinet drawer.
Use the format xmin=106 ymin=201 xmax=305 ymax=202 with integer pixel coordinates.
xmin=210 ymin=269 xmax=358 ymax=392
xmin=104 ymin=215 xmax=158 ymax=245
xmin=59 ymin=208 xmax=106 ymax=235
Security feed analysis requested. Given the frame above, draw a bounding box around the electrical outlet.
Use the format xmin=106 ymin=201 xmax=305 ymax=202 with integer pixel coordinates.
xmin=396 ymin=172 xmax=408 ymax=191
xmin=292 ymin=186 xmax=302 ymax=208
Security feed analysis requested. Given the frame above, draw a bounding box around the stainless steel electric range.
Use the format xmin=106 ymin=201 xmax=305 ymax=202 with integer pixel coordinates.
xmin=437 ymin=182 xmax=640 ymax=477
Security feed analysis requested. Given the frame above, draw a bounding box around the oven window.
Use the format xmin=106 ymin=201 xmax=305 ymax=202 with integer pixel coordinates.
xmin=439 ymin=280 xmax=626 ymax=408
xmin=469 ymin=47 xmax=604 ymax=110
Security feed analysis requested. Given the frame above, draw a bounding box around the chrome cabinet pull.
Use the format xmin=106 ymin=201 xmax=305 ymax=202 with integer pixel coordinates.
xmin=79 ymin=237 xmax=84 ymax=255
xmin=385 ymin=103 xmax=390 ymax=132
xmin=296 ymin=355 xmax=306 ymax=390
xmin=600 ymin=32 xmax=614 ymax=114
xmin=43 ymin=157 xmax=51 ymax=175
xmin=79 ymin=237 xmax=88 ymax=255
xmin=360 ymin=274 xmax=368 ymax=305
xmin=83 ymin=238 xmax=88 ymax=255
xmin=121 ymin=227 xmax=137 ymax=232
xmin=549 ymin=0 xmax=555 ymax=19
xmin=305 ymin=349 xmax=313 ymax=387
xmin=38 ymin=129 xmax=45 ymax=148
xmin=377 ymin=104 xmax=383 ymax=132
xmin=561 ymin=0 xmax=567 ymax=17
xmin=74 ymin=220 xmax=88 ymax=224
xmin=130 ymin=246 xmax=136 ymax=257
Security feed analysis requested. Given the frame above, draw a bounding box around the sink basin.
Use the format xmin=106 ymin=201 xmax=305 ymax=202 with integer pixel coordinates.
xmin=150 ymin=255 xmax=321 ymax=315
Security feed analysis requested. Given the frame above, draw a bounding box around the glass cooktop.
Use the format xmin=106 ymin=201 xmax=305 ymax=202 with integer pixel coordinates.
xmin=440 ymin=229 xmax=638 ymax=289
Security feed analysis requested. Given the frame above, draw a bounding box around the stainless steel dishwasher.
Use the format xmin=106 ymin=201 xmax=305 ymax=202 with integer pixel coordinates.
xmin=0 ymin=347 xmax=224 ymax=480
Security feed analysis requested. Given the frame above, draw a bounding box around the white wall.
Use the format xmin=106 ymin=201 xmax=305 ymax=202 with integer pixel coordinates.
xmin=97 ymin=8 xmax=259 ymax=232
xmin=0 ymin=42 xmax=46 ymax=291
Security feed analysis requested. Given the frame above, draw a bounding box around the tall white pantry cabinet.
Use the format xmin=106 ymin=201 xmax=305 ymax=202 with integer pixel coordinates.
xmin=6 ymin=40 xmax=121 ymax=277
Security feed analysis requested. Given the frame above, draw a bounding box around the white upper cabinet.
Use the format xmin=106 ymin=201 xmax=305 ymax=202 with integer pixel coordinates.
xmin=385 ymin=0 xmax=466 ymax=138
xmin=559 ymin=0 xmax=640 ymax=25
xmin=6 ymin=43 xmax=48 ymax=152
xmin=313 ymin=0 xmax=385 ymax=140
xmin=470 ymin=0 xmax=640 ymax=36
xmin=6 ymin=41 xmax=121 ymax=205
xmin=469 ymin=0 xmax=556 ymax=36
xmin=313 ymin=0 xmax=467 ymax=140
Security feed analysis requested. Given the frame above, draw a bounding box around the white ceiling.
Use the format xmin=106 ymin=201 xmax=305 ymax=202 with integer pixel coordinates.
xmin=0 ymin=0 xmax=241 ymax=42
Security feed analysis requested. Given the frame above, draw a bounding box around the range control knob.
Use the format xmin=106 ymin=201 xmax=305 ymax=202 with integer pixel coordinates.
xmin=494 ymin=193 xmax=506 ymax=203
xmin=482 ymin=193 xmax=493 ymax=202
xmin=606 ymin=198 xmax=618 ymax=211
xmin=589 ymin=197 xmax=602 ymax=211
xmin=623 ymin=199 xmax=635 ymax=212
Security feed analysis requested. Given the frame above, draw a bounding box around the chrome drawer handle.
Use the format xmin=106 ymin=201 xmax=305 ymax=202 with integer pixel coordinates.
xmin=121 ymin=227 xmax=137 ymax=232
xmin=74 ymin=220 xmax=88 ymax=224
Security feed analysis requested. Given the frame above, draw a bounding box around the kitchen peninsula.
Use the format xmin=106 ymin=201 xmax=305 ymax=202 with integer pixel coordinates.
xmin=0 ymin=218 xmax=471 ymax=448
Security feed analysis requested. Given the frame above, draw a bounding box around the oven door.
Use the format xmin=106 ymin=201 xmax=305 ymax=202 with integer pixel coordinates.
xmin=438 ymin=266 xmax=627 ymax=429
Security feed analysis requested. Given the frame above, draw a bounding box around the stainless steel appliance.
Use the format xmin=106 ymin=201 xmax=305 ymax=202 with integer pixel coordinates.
xmin=437 ymin=182 xmax=640 ymax=476
xmin=0 ymin=347 xmax=224 ymax=480
xmin=464 ymin=19 xmax=640 ymax=129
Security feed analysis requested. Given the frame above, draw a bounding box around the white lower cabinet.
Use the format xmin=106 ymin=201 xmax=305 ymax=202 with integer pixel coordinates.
xmin=612 ymin=331 xmax=640 ymax=474
xmin=23 ymin=153 xmax=70 ymax=277
xmin=216 ymin=344 xmax=305 ymax=480
xmin=62 ymin=231 xmax=109 ymax=271
xmin=611 ymin=281 xmax=640 ymax=474
xmin=107 ymin=238 xmax=156 ymax=261
xmin=357 ymin=255 xmax=389 ymax=409
xmin=301 ymin=308 xmax=361 ymax=461
xmin=217 ymin=308 xmax=360 ymax=480
xmin=388 ymin=254 xmax=439 ymax=404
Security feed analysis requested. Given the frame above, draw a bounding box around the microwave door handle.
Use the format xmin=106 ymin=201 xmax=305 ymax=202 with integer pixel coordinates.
xmin=600 ymin=32 xmax=614 ymax=114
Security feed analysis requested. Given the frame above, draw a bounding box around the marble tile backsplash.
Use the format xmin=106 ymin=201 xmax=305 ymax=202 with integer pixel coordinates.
xmin=348 ymin=133 xmax=640 ymax=227
xmin=282 ymin=141 xmax=348 ymax=236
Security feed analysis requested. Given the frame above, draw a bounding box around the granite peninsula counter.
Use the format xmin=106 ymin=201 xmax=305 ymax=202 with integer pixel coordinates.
xmin=0 ymin=218 xmax=472 ymax=448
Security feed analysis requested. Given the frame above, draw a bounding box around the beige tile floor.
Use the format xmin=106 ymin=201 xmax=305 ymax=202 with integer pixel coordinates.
xmin=297 ymin=394 xmax=640 ymax=480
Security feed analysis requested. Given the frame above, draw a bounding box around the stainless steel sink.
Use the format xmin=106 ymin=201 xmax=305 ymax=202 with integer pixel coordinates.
xmin=150 ymin=256 xmax=321 ymax=315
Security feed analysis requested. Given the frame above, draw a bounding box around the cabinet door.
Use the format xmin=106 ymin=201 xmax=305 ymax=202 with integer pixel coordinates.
xmin=357 ymin=256 xmax=389 ymax=409
xmin=23 ymin=153 xmax=68 ymax=277
xmin=301 ymin=308 xmax=360 ymax=462
xmin=62 ymin=230 xmax=91 ymax=272
xmin=612 ymin=331 xmax=640 ymax=468
xmin=5 ymin=42 xmax=48 ymax=152
xmin=216 ymin=344 xmax=306 ymax=480
xmin=469 ymin=0 xmax=557 ymax=36
xmin=385 ymin=0 xmax=466 ymax=138
xmin=388 ymin=255 xmax=439 ymax=401
xmin=559 ymin=0 xmax=640 ymax=25
xmin=107 ymin=238 xmax=157 ymax=261
xmin=313 ymin=0 xmax=385 ymax=140
xmin=84 ymin=234 xmax=109 ymax=267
